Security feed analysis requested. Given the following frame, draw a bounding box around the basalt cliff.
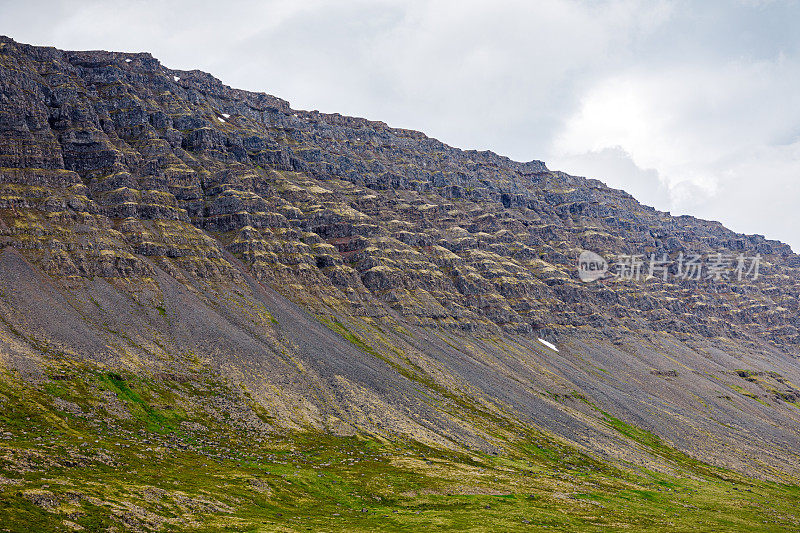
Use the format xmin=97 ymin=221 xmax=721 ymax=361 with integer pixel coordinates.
xmin=1 ymin=36 xmax=800 ymax=531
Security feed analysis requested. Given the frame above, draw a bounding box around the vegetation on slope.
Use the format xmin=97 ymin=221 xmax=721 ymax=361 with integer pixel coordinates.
xmin=1 ymin=363 xmax=799 ymax=532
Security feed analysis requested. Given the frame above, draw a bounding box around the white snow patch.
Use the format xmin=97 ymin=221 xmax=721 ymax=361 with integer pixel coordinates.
xmin=125 ymin=58 xmax=131 ymax=63
xmin=217 ymin=117 xmax=226 ymax=122
xmin=173 ymin=76 xmax=180 ymax=82
xmin=538 ymin=338 xmax=559 ymax=352
xmin=222 ymin=113 xmax=230 ymax=119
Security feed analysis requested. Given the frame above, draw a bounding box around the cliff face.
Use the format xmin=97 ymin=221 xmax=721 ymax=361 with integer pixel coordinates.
xmin=1 ymin=35 xmax=800 ymax=482
xmin=2 ymin=36 xmax=796 ymax=343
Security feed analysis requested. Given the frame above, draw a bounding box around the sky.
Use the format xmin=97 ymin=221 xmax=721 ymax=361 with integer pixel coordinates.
xmin=1 ymin=0 xmax=799 ymax=250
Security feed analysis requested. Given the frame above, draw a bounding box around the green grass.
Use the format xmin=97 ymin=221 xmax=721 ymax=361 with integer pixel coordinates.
xmin=98 ymin=372 xmax=184 ymax=433
xmin=729 ymin=383 xmax=771 ymax=406
xmin=1 ymin=364 xmax=800 ymax=531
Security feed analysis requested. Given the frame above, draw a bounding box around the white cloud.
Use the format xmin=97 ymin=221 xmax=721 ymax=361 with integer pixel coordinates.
xmin=546 ymin=146 xmax=669 ymax=209
xmin=550 ymin=57 xmax=800 ymax=249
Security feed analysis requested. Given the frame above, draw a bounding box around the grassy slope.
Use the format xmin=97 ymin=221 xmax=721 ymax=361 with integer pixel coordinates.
xmin=1 ymin=362 xmax=799 ymax=532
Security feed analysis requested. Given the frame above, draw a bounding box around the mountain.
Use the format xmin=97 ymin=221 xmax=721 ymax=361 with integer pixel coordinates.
xmin=1 ymin=36 xmax=800 ymax=531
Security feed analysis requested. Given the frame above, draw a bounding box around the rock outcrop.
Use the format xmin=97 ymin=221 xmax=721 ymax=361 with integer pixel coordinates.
xmin=0 ymin=35 xmax=797 ymax=348
xmin=2 ymin=36 xmax=800 ymax=484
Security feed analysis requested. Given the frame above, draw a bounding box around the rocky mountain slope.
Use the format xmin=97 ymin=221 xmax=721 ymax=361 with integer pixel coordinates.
xmin=1 ymin=36 xmax=800 ymax=530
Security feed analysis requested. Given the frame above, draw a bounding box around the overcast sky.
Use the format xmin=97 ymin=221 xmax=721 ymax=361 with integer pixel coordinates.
xmin=2 ymin=0 xmax=799 ymax=250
